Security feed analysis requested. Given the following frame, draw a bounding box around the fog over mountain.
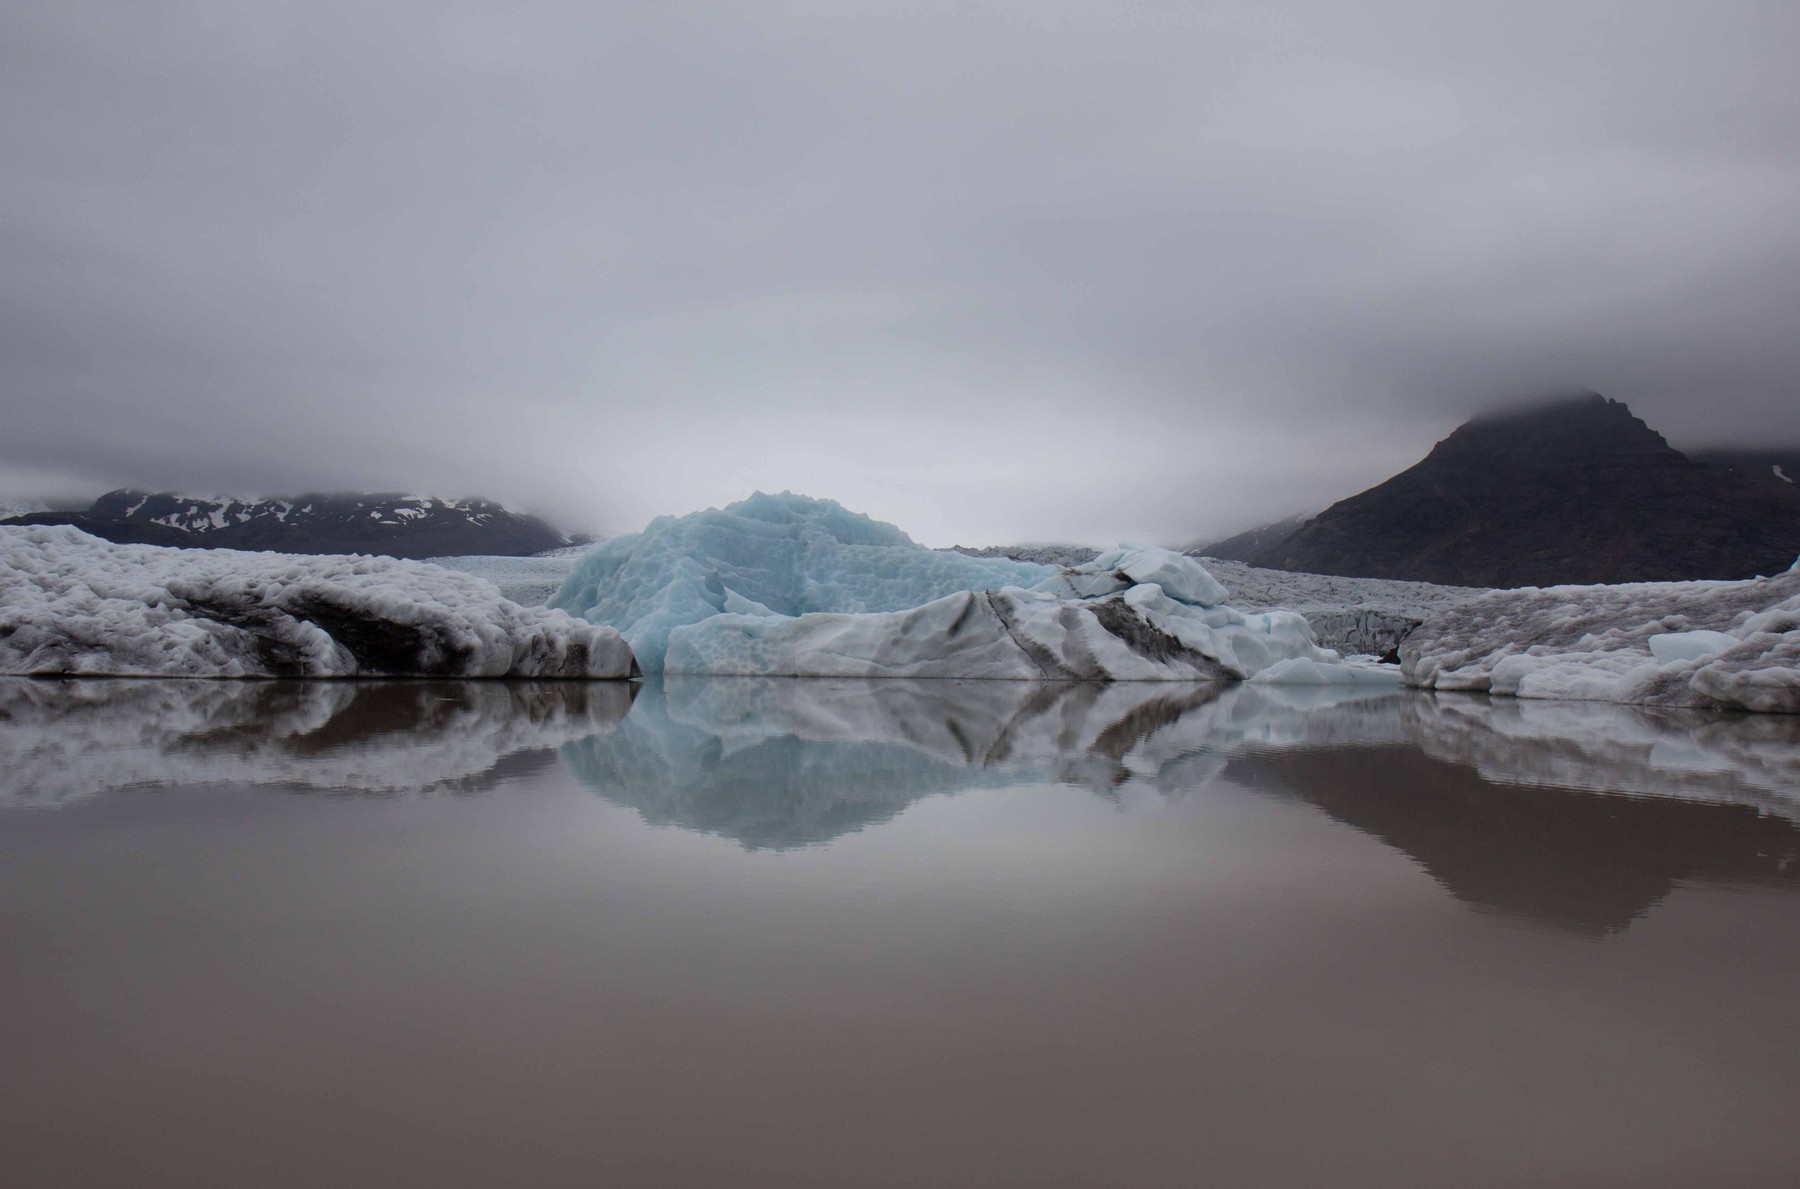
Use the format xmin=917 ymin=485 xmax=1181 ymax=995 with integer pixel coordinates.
xmin=4 ymin=3 xmax=1800 ymax=545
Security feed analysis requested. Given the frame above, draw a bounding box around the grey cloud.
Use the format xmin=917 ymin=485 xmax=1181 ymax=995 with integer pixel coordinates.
xmin=3 ymin=1 xmax=1798 ymax=545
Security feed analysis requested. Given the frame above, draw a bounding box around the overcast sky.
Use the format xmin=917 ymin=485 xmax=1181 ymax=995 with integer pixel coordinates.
xmin=4 ymin=2 xmax=1799 ymax=545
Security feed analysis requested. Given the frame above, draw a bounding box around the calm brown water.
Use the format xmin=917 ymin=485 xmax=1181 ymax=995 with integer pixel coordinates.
xmin=3 ymin=677 xmax=1798 ymax=1188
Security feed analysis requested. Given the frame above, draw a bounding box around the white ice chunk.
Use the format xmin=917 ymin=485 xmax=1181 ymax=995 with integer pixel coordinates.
xmin=1064 ymin=544 xmax=1230 ymax=606
xmin=1 ymin=525 xmax=636 ymax=679
xmin=1248 ymin=656 xmax=1404 ymax=688
xmin=1647 ymin=630 xmax=1739 ymax=663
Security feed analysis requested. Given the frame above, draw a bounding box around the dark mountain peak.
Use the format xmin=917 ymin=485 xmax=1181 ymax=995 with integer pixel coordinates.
xmin=89 ymin=488 xmax=154 ymax=518
xmin=1434 ymin=392 xmax=1676 ymax=461
xmin=1470 ymin=388 xmax=1607 ymax=421
xmin=1249 ymin=393 xmax=1800 ymax=587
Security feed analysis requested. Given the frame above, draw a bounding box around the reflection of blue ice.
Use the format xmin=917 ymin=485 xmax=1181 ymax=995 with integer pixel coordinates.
xmin=564 ymin=677 xmax=1800 ymax=852
xmin=561 ymin=678 xmax=1403 ymax=848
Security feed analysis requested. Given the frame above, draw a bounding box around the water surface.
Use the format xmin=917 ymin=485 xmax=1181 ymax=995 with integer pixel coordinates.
xmin=3 ymin=677 xmax=1797 ymax=1187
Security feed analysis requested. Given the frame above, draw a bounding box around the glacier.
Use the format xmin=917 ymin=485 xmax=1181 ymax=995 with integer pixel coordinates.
xmin=1401 ymin=561 xmax=1800 ymax=713
xmin=1 ymin=525 xmax=637 ymax=679
xmin=556 ymin=493 xmax=1372 ymax=682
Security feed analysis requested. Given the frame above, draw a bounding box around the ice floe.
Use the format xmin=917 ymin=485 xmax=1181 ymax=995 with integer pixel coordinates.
xmin=1401 ymin=563 xmax=1800 ymax=713
xmin=1 ymin=525 xmax=636 ymax=678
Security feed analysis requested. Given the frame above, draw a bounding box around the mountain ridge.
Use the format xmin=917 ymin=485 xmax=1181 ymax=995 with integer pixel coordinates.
xmin=1248 ymin=393 xmax=1800 ymax=587
xmin=2 ymin=489 xmax=575 ymax=559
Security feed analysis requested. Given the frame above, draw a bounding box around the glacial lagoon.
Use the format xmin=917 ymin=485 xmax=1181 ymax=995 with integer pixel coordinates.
xmin=3 ymin=676 xmax=1798 ymax=1187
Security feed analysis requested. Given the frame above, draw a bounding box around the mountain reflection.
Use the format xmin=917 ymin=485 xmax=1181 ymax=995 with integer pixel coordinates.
xmin=572 ymin=678 xmax=1800 ymax=932
xmin=0 ymin=677 xmax=635 ymax=801
xmin=1230 ymin=746 xmax=1800 ymax=935
xmin=1267 ymin=696 xmax=1800 ymax=934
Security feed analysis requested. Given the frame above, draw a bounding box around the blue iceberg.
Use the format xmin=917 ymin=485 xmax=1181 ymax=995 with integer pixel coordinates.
xmin=552 ymin=492 xmax=1050 ymax=672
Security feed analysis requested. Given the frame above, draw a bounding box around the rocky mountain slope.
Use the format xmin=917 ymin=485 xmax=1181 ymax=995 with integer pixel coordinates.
xmin=1189 ymin=513 xmax=1312 ymax=562
xmin=1 ymin=490 xmax=572 ymax=558
xmin=1251 ymin=394 xmax=1800 ymax=587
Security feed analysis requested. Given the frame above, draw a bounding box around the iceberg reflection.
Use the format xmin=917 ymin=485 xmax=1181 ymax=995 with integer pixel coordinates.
xmin=0 ymin=677 xmax=635 ymax=802
xmin=562 ymin=677 xmax=1402 ymax=845
xmin=568 ymin=678 xmax=1800 ymax=933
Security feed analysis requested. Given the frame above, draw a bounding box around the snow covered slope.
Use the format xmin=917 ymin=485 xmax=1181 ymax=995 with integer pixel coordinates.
xmin=1401 ymin=563 xmax=1800 ymax=712
xmin=1 ymin=525 xmax=636 ymax=679
xmin=553 ymin=493 xmax=1051 ymax=670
